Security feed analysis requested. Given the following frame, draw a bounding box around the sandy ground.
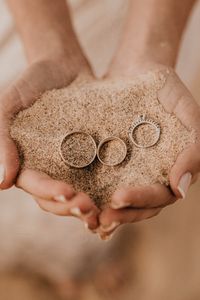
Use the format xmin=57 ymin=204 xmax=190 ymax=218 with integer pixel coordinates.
xmin=0 ymin=0 xmax=200 ymax=299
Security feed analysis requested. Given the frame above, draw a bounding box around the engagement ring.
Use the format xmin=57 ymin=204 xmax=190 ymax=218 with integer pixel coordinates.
xmin=128 ymin=115 xmax=160 ymax=148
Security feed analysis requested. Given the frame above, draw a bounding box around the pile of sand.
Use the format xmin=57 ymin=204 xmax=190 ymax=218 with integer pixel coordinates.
xmin=10 ymin=70 xmax=195 ymax=207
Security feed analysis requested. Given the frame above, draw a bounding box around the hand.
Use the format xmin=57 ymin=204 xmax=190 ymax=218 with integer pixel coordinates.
xmin=98 ymin=65 xmax=200 ymax=239
xmin=0 ymin=57 xmax=99 ymax=230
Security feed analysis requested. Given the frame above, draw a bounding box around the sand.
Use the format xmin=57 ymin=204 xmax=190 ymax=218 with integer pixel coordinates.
xmin=60 ymin=131 xmax=97 ymax=168
xmin=10 ymin=70 xmax=195 ymax=207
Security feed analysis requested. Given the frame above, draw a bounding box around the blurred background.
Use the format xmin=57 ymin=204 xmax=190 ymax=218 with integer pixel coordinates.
xmin=0 ymin=0 xmax=200 ymax=299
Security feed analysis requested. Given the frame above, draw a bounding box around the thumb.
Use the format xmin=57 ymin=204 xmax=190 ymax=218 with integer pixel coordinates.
xmin=170 ymin=143 xmax=200 ymax=199
xmin=0 ymin=118 xmax=19 ymax=189
xmin=0 ymin=88 xmax=22 ymax=189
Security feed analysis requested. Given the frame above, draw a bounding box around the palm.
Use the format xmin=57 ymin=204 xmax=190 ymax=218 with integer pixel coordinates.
xmin=98 ymin=67 xmax=200 ymax=239
xmin=0 ymin=60 xmax=99 ymax=230
xmin=157 ymin=69 xmax=200 ymax=194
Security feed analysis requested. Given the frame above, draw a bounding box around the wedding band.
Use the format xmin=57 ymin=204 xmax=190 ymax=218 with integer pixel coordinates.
xmin=128 ymin=114 xmax=161 ymax=148
xmin=97 ymin=136 xmax=127 ymax=167
xmin=59 ymin=131 xmax=97 ymax=168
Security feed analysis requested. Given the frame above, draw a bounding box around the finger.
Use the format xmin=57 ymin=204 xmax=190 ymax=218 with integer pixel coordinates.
xmin=111 ymin=184 xmax=176 ymax=209
xmin=99 ymin=207 xmax=162 ymax=239
xmin=0 ymin=82 xmax=29 ymax=190
xmin=170 ymin=143 xmax=200 ymax=198
xmin=34 ymin=192 xmax=100 ymax=230
xmin=0 ymin=60 xmax=84 ymax=190
xmin=16 ymin=169 xmax=75 ymax=200
xmin=0 ymin=115 xmax=19 ymax=189
xmin=157 ymin=71 xmax=200 ymax=198
xmin=17 ymin=169 xmax=100 ymax=229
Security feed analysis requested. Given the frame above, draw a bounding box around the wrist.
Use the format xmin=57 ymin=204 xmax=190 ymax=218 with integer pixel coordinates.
xmin=8 ymin=0 xmax=88 ymax=72
xmin=107 ymin=0 xmax=193 ymax=78
xmin=28 ymin=41 xmax=89 ymax=77
xmin=28 ymin=31 xmax=87 ymax=65
xmin=108 ymin=48 xmax=176 ymax=78
xmin=27 ymin=54 xmax=90 ymax=91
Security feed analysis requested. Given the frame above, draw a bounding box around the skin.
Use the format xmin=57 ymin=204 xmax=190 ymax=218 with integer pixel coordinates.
xmin=98 ymin=0 xmax=200 ymax=238
xmin=3 ymin=0 xmax=100 ymax=230
xmin=3 ymin=0 xmax=200 ymax=238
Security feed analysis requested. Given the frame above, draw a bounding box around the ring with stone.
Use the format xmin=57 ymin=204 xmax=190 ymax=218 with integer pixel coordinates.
xmin=128 ymin=114 xmax=161 ymax=148
xmin=59 ymin=131 xmax=97 ymax=168
xmin=97 ymin=136 xmax=127 ymax=167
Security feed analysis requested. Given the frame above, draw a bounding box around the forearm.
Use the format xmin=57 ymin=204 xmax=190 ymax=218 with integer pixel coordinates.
xmin=110 ymin=0 xmax=196 ymax=75
xmin=7 ymin=0 xmax=86 ymax=66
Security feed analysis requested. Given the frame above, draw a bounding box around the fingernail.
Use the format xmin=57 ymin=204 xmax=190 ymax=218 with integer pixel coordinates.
xmin=54 ymin=195 xmax=68 ymax=203
xmin=69 ymin=207 xmax=82 ymax=217
xmin=100 ymin=221 xmax=120 ymax=233
xmin=178 ymin=172 xmax=192 ymax=199
xmin=0 ymin=164 xmax=5 ymax=184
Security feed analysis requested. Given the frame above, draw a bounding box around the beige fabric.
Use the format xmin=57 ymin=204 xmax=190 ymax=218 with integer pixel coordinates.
xmin=0 ymin=0 xmax=200 ymax=297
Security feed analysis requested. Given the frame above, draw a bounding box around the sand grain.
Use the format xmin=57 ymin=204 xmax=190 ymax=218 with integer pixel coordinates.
xmin=10 ymin=70 xmax=195 ymax=207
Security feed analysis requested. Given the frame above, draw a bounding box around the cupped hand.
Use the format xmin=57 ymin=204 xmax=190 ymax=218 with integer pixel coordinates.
xmin=0 ymin=58 xmax=99 ymax=230
xmin=99 ymin=66 xmax=200 ymax=239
